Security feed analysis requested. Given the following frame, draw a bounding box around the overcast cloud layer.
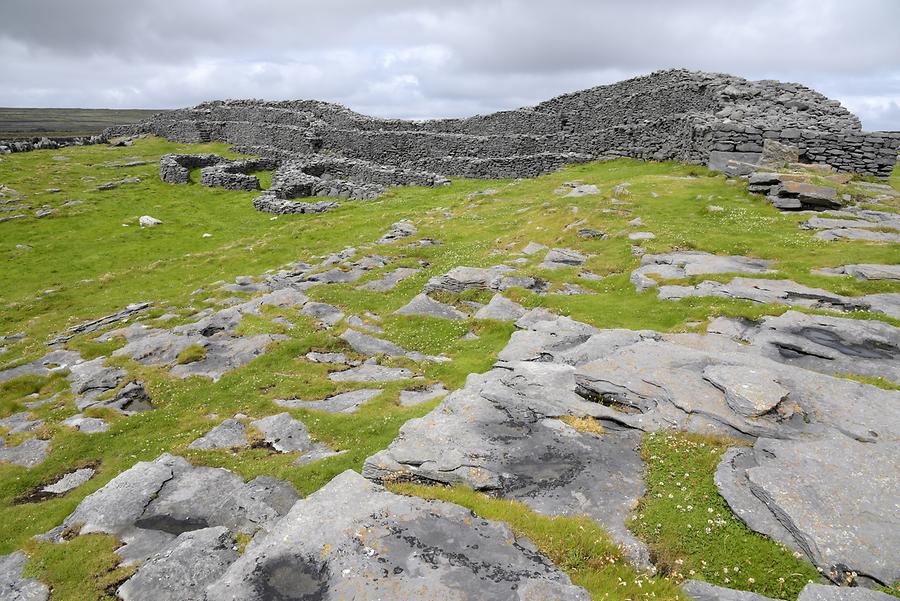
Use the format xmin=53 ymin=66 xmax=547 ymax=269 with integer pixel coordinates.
xmin=1 ymin=0 xmax=898 ymax=130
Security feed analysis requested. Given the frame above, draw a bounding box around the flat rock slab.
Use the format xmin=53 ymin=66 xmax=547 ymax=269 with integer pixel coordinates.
xmin=423 ymin=265 xmax=514 ymax=294
xmin=0 ymin=349 xmax=81 ymax=383
xmin=0 ymin=412 xmax=43 ymax=434
xmin=188 ymin=419 xmax=248 ymax=450
xmin=523 ymin=241 xmax=548 ymax=255
xmin=304 ymin=351 xmax=358 ymax=366
xmin=632 ymin=251 xmax=775 ymax=291
xmin=0 ymin=437 xmax=50 ymax=468
xmin=540 ymin=247 xmax=587 ymax=270
xmin=329 ymin=363 xmax=416 ymax=382
xmin=658 ymin=277 xmax=898 ymax=318
xmin=365 ymin=360 xmax=651 ymax=567
xmin=718 ymin=436 xmax=899 ymax=586
xmin=816 ymin=264 xmax=900 ymax=281
xmin=474 ymin=293 xmax=527 ymax=320
xmin=46 ymin=453 xmax=298 ymax=566
xmin=62 ymin=415 xmax=109 ymax=434
xmin=357 ymin=267 xmax=420 ymax=292
xmin=117 ymin=526 xmax=237 ymax=601
xmin=276 ymin=388 xmax=382 ymax=414
xmin=251 ymin=413 xmax=320 ymax=453
xmin=68 ymin=358 xmax=127 ymax=402
xmin=736 ymin=311 xmax=900 ymax=383
xmin=797 ymin=584 xmax=896 ymax=601
xmin=682 ymin=579 xmax=781 ymax=601
xmin=42 ymin=467 xmax=96 ymax=495
xmin=399 ymin=383 xmax=449 ymax=406
xmin=299 ymin=301 xmax=344 ymax=326
xmin=205 ymin=470 xmax=589 ymax=600
xmin=394 ymin=293 xmax=468 ymax=320
xmin=0 ymin=551 xmax=49 ymax=601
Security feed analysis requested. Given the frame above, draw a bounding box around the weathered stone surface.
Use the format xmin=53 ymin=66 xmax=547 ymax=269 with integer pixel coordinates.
xmin=540 ymin=247 xmax=587 ymax=270
xmin=299 ymin=301 xmax=344 ymax=326
xmin=117 ymin=526 xmax=238 ymax=601
xmin=357 ymin=267 xmax=420 ymax=291
xmin=0 ymin=437 xmax=50 ymax=468
xmin=702 ymin=365 xmax=788 ymax=417
xmin=398 ymin=383 xmax=449 ymax=406
xmin=365 ymin=358 xmax=651 ymax=566
xmin=658 ymin=277 xmax=899 ymax=318
xmin=41 ymin=467 xmax=95 ymax=495
xmin=205 ymin=470 xmax=590 ymax=601
xmin=0 ymin=349 xmax=80 ymax=383
xmin=48 ymin=302 xmax=150 ymax=345
xmin=376 ymin=220 xmax=417 ymax=244
xmin=48 ymin=454 xmax=298 ymax=565
xmin=68 ymin=357 xmax=125 ymax=404
xmin=250 ymin=413 xmax=319 ymax=453
xmin=737 ymin=311 xmax=900 ymax=383
xmin=329 ymin=363 xmax=415 ymax=382
xmin=0 ymin=551 xmax=49 ymax=601
xmin=188 ymin=419 xmax=248 ymax=450
xmin=523 ymin=241 xmax=548 ymax=255
xmin=423 ymin=265 xmax=514 ymax=294
xmin=632 ymin=251 xmax=775 ymax=291
xmin=683 ymin=579 xmax=781 ymax=601
xmin=474 ymin=293 xmax=527 ymax=320
xmin=565 ymin=184 xmax=600 ymax=197
xmin=816 ymin=264 xmax=900 ymax=281
xmin=139 ymin=215 xmax=162 ymax=227
xmin=276 ymin=389 xmax=382 ymax=414
xmin=797 ymin=583 xmax=896 ymax=601
xmin=394 ymin=293 xmax=468 ymax=320
xmin=0 ymin=412 xmax=43 ymax=434
xmin=719 ymin=436 xmax=899 ymax=585
xmin=304 ymin=351 xmax=358 ymax=366
xmin=62 ymin=415 xmax=109 ymax=434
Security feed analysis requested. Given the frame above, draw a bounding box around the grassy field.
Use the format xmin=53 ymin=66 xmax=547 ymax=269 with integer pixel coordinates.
xmin=0 ymin=107 xmax=159 ymax=139
xmin=0 ymin=138 xmax=897 ymax=600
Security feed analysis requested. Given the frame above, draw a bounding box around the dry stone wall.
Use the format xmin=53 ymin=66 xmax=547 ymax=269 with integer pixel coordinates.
xmin=111 ymin=69 xmax=899 ymax=182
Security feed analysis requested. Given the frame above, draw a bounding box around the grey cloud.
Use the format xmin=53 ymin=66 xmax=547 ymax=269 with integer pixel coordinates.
xmin=0 ymin=0 xmax=897 ymax=130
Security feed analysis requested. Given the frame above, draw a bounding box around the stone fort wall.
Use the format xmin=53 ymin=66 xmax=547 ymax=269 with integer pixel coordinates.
xmin=108 ymin=69 xmax=899 ymax=179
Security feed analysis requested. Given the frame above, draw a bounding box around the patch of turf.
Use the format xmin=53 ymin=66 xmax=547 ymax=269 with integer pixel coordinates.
xmin=630 ymin=431 xmax=822 ymax=600
xmin=175 ymin=343 xmax=207 ymax=364
xmin=24 ymin=534 xmax=135 ymax=601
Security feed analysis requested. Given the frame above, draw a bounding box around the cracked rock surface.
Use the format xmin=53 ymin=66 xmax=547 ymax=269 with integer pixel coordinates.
xmin=205 ymin=470 xmax=590 ymax=601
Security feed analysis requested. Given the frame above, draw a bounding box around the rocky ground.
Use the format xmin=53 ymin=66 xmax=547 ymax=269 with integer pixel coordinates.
xmin=0 ymin=138 xmax=897 ymax=600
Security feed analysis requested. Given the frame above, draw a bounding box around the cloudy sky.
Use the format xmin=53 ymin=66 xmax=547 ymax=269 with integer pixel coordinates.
xmin=1 ymin=0 xmax=898 ymax=130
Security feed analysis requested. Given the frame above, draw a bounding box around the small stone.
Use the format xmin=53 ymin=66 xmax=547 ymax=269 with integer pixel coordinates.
xmin=628 ymin=232 xmax=656 ymax=240
xmin=42 ymin=468 xmax=96 ymax=495
xmin=139 ymin=215 xmax=162 ymax=227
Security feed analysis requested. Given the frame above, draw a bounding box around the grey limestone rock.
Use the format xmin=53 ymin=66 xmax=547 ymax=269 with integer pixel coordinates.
xmin=718 ymin=436 xmax=899 ymax=586
xmin=299 ymin=301 xmax=344 ymax=326
xmin=395 ymin=293 xmax=468 ymax=320
xmin=117 ymin=526 xmax=238 ymax=601
xmin=188 ymin=419 xmax=248 ymax=450
xmin=0 ymin=437 xmax=50 ymax=468
xmin=357 ymin=266 xmax=420 ymax=291
xmin=797 ymin=584 xmax=896 ymax=601
xmin=683 ymin=579 xmax=782 ymax=601
xmin=474 ymin=293 xmax=527 ymax=321
xmin=275 ymin=388 xmax=382 ymax=414
xmin=540 ymin=247 xmax=587 ymax=270
xmin=41 ymin=467 xmax=96 ymax=495
xmin=423 ymin=265 xmax=514 ymax=294
xmin=250 ymin=413 xmax=318 ymax=453
xmin=0 ymin=349 xmax=81 ymax=383
xmin=815 ymin=264 xmax=900 ymax=281
xmin=62 ymin=415 xmax=109 ymax=434
xmin=329 ymin=363 xmax=415 ymax=382
xmin=204 ymin=470 xmax=590 ymax=601
xmin=632 ymin=251 xmax=775 ymax=291
xmin=0 ymin=551 xmax=49 ymax=601
xmin=398 ymin=383 xmax=449 ymax=406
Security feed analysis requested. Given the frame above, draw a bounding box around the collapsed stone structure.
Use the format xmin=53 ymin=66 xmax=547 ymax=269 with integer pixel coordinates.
xmin=111 ymin=69 xmax=897 ymax=191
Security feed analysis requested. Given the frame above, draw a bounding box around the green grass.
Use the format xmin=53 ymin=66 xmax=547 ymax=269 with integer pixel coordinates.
xmin=0 ymin=139 xmax=897 ymax=599
xmin=391 ymin=482 xmax=688 ymax=601
xmin=175 ymin=344 xmax=206 ymax=364
xmin=630 ymin=432 xmax=822 ymax=600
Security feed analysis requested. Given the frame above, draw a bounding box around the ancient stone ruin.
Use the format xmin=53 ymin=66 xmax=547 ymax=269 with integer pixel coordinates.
xmin=112 ymin=69 xmax=896 ymax=188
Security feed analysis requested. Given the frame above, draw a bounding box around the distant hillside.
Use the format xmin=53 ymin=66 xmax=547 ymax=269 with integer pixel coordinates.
xmin=0 ymin=107 xmax=159 ymax=138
